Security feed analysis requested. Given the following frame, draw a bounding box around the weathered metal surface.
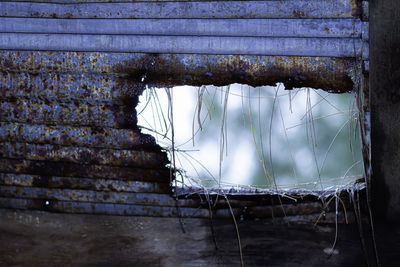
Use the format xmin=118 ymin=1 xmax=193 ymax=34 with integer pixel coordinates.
xmin=0 ymin=196 xmax=343 ymax=221
xmin=116 ymin=54 xmax=360 ymax=92
xmin=0 ymin=98 xmax=137 ymax=128
xmin=0 ymin=142 xmax=168 ymax=168
xmin=0 ymin=18 xmax=363 ymax=38
xmin=0 ymin=51 xmax=358 ymax=91
xmin=0 ymin=123 xmax=155 ymax=149
xmin=0 ymin=71 xmax=141 ymax=103
xmin=5 ymin=184 xmax=320 ymax=213
xmin=0 ymin=1 xmax=359 ymax=19
xmin=0 ymin=186 xmax=198 ymax=207
xmin=0 ymin=173 xmax=170 ymax=194
xmin=0 ymin=190 xmax=323 ymax=216
xmin=0 ymin=0 xmax=368 ymax=218
xmin=0 ymin=172 xmax=335 ymax=212
xmin=0 ymin=159 xmax=170 ymax=183
xmin=0 ymin=197 xmax=210 ymax=217
xmin=0 ymin=33 xmax=366 ymax=58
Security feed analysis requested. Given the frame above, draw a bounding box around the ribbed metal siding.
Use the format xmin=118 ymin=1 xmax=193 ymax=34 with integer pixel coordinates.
xmin=0 ymin=0 xmax=368 ymax=218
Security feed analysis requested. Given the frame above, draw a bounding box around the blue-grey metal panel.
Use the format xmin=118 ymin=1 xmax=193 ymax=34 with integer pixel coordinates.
xmin=0 ymin=18 xmax=363 ymax=38
xmin=0 ymin=1 xmax=359 ymax=19
xmin=0 ymin=33 xmax=366 ymax=58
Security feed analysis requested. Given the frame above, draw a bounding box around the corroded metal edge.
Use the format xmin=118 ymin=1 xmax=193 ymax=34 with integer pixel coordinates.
xmin=0 ymin=51 xmax=356 ymax=89
xmin=0 ymin=51 xmax=356 ymax=92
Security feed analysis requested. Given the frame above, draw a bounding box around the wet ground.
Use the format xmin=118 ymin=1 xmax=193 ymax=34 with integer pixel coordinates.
xmin=0 ymin=209 xmax=399 ymax=266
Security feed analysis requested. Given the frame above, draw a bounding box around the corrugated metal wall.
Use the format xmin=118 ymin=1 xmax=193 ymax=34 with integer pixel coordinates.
xmin=0 ymin=0 xmax=368 ymax=218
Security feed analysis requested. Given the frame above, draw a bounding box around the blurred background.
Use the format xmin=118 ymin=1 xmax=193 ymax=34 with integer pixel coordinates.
xmin=137 ymin=84 xmax=363 ymax=191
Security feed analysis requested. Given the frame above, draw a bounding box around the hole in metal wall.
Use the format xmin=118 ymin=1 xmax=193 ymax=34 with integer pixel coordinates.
xmin=137 ymin=83 xmax=364 ymax=194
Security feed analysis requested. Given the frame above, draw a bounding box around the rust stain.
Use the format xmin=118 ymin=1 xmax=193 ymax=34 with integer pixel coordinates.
xmin=0 ymin=51 xmax=357 ymax=92
xmin=1 ymin=142 xmax=168 ymax=168
xmin=0 ymin=123 xmax=157 ymax=149
xmin=351 ymin=0 xmax=363 ymax=18
xmin=113 ymin=54 xmax=355 ymax=92
xmin=292 ymin=10 xmax=307 ymax=18
xmin=0 ymin=159 xmax=170 ymax=183
xmin=0 ymin=41 xmax=362 ymax=217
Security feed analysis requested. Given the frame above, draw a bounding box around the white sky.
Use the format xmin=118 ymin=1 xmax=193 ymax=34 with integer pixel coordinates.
xmin=137 ymin=84 xmax=363 ymax=190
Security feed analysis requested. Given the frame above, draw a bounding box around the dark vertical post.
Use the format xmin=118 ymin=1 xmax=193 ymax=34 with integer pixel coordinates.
xmin=370 ymin=0 xmax=400 ymax=221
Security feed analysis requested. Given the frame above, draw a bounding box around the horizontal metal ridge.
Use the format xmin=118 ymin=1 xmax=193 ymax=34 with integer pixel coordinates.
xmin=0 ymin=33 xmax=366 ymax=58
xmin=0 ymin=196 xmax=330 ymax=219
xmin=0 ymin=142 xmax=169 ymax=168
xmin=0 ymin=71 xmax=142 ymax=103
xmin=0 ymin=51 xmax=358 ymax=91
xmin=0 ymin=173 xmax=170 ymax=193
xmin=0 ymin=98 xmax=137 ymax=128
xmin=0 ymin=18 xmax=362 ymax=38
xmin=0 ymin=123 xmax=156 ymax=149
xmin=0 ymin=185 xmax=196 ymax=207
xmin=0 ymin=1 xmax=358 ymax=19
xmin=0 ymin=159 xmax=171 ymax=182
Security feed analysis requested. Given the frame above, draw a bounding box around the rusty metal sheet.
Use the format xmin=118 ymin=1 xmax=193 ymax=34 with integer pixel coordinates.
xmin=0 ymin=0 xmax=368 ymax=218
xmin=0 ymin=197 xmax=211 ymax=218
xmin=0 ymin=142 xmax=168 ymax=168
xmin=0 ymin=33 xmax=365 ymax=58
xmin=0 ymin=71 xmax=142 ymax=103
xmin=0 ymin=51 xmax=358 ymax=91
xmin=0 ymin=1 xmax=359 ymax=19
xmin=0 ymin=186 xmax=198 ymax=207
xmin=0 ymin=98 xmax=137 ymax=128
xmin=0 ymin=196 xmax=350 ymax=222
xmin=1 ymin=185 xmax=324 ymax=211
xmin=0 ymin=18 xmax=363 ymax=38
xmin=1 ymin=173 xmax=317 ymax=210
xmin=0 ymin=123 xmax=155 ymax=149
xmin=0 ymin=159 xmax=170 ymax=183
xmin=0 ymin=196 xmax=341 ymax=221
xmin=0 ymin=173 xmax=170 ymax=194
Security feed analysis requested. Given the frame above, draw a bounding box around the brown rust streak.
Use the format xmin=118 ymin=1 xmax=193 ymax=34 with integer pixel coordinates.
xmin=0 ymin=159 xmax=170 ymax=183
xmin=0 ymin=142 xmax=169 ymax=168
xmin=0 ymin=173 xmax=171 ymax=194
xmin=0 ymin=71 xmax=143 ymax=103
xmin=0 ymin=51 xmax=356 ymax=92
xmin=0 ymin=98 xmax=138 ymax=129
xmin=0 ymin=123 xmax=158 ymax=149
xmin=351 ymin=0 xmax=363 ymax=18
xmin=114 ymin=54 xmax=355 ymax=93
